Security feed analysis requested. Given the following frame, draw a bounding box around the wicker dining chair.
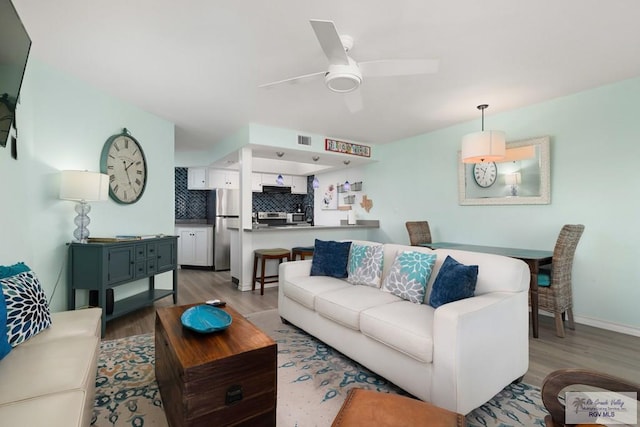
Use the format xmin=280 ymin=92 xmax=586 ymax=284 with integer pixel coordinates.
xmin=537 ymin=224 xmax=585 ymax=338
xmin=405 ymin=221 xmax=432 ymax=246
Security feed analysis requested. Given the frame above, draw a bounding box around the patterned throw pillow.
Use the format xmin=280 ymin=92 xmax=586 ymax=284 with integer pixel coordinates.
xmin=428 ymin=255 xmax=478 ymax=308
xmin=348 ymin=243 xmax=384 ymax=287
xmin=1 ymin=270 xmax=52 ymax=346
xmin=382 ymin=251 xmax=437 ymax=304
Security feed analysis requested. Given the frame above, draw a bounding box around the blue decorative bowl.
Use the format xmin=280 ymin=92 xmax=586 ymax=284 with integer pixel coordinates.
xmin=180 ymin=305 xmax=232 ymax=333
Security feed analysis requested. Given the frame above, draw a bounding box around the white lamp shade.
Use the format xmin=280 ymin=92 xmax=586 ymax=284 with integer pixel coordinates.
xmin=60 ymin=170 xmax=109 ymax=202
xmin=504 ymin=172 xmax=521 ymax=185
xmin=461 ymin=130 xmax=506 ymax=163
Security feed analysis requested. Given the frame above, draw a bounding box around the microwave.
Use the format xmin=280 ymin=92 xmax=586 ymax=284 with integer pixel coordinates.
xmin=287 ymin=213 xmax=306 ymax=223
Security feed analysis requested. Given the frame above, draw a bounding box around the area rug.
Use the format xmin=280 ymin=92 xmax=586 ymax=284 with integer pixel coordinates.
xmin=92 ymin=309 xmax=549 ymax=427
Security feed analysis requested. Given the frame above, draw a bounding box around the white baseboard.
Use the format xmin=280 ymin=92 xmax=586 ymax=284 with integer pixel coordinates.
xmin=538 ymin=311 xmax=640 ymax=337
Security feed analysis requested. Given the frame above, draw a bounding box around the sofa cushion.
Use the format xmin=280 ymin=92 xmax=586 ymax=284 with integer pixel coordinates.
xmin=19 ymin=307 xmax=102 ymax=347
xmin=310 ymin=239 xmax=352 ymax=278
xmin=360 ymin=300 xmax=436 ymax=363
xmin=282 ymin=275 xmax=351 ymax=310
xmin=1 ymin=270 xmax=52 ymax=346
xmin=382 ymin=251 xmax=437 ymax=304
xmin=429 ymin=255 xmax=478 ymax=308
xmin=315 ymin=286 xmax=402 ymax=330
xmin=0 ymin=335 xmax=99 ymax=405
xmin=0 ymin=390 xmax=86 ymax=427
xmin=348 ymin=243 xmax=384 ymax=287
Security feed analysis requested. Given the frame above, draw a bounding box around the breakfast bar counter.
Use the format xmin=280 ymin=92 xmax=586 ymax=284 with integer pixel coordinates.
xmin=229 ymin=220 xmax=379 ymax=291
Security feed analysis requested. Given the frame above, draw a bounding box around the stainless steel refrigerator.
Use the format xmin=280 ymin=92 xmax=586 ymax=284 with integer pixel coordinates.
xmin=206 ymin=189 xmax=240 ymax=271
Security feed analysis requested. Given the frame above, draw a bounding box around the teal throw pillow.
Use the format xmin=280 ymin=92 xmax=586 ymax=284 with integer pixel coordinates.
xmin=0 ymin=293 xmax=10 ymax=359
xmin=537 ymin=273 xmax=551 ymax=287
xmin=382 ymin=251 xmax=436 ymax=304
xmin=348 ymin=243 xmax=384 ymax=287
xmin=310 ymin=239 xmax=352 ymax=278
xmin=429 ymin=255 xmax=478 ymax=308
xmin=1 ymin=270 xmax=52 ymax=346
xmin=0 ymin=262 xmax=31 ymax=279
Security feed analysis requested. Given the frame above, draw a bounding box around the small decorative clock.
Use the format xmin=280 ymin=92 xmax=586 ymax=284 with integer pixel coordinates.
xmin=100 ymin=128 xmax=147 ymax=204
xmin=472 ymin=161 xmax=497 ymax=188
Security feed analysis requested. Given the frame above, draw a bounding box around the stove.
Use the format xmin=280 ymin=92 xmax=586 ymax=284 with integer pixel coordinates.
xmin=257 ymin=212 xmax=287 ymax=226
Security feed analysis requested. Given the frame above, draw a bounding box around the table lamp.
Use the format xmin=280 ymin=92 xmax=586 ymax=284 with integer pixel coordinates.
xmin=505 ymin=172 xmax=522 ymax=196
xmin=59 ymin=170 xmax=109 ymax=243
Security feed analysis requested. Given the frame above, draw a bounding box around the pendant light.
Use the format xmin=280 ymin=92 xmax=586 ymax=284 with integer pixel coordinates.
xmin=276 ymin=174 xmax=284 ymax=186
xmin=311 ymin=156 xmax=320 ymax=189
xmin=461 ymin=104 xmax=506 ymax=163
xmin=343 ymin=160 xmax=351 ymax=191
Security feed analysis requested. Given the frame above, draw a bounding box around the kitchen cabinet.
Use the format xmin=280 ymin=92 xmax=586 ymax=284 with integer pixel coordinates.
xmin=291 ymin=175 xmax=307 ymax=194
xmin=208 ymin=169 xmax=239 ymax=189
xmin=187 ymin=168 xmax=207 ymax=189
xmin=68 ymin=236 xmax=178 ymax=336
xmin=175 ymin=226 xmax=213 ymax=267
xmin=251 ymin=173 xmax=264 ymax=192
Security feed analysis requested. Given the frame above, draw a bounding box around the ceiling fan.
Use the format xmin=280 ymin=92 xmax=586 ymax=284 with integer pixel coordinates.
xmin=258 ymin=20 xmax=439 ymax=112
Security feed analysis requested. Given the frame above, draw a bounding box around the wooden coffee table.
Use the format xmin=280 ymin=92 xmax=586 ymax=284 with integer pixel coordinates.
xmin=155 ymin=304 xmax=277 ymax=427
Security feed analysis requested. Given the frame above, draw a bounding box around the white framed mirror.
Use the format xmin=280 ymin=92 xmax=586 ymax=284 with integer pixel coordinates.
xmin=458 ymin=135 xmax=550 ymax=205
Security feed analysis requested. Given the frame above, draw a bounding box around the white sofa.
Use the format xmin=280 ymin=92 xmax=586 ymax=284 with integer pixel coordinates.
xmin=278 ymin=241 xmax=530 ymax=414
xmin=0 ymin=307 xmax=102 ymax=426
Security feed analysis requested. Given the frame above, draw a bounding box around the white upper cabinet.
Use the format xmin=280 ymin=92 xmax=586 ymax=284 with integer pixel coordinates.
xmin=251 ymin=173 xmax=263 ymax=192
xmin=208 ymin=169 xmax=239 ymax=189
xmin=291 ymin=175 xmax=307 ymax=194
xmin=187 ymin=168 xmax=207 ymax=189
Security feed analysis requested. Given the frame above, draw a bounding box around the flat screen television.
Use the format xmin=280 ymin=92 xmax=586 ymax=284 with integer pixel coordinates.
xmin=0 ymin=0 xmax=31 ymax=148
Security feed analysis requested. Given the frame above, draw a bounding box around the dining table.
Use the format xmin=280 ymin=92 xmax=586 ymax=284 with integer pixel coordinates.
xmin=421 ymin=242 xmax=553 ymax=338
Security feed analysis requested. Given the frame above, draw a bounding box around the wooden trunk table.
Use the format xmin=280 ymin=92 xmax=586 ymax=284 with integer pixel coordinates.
xmin=155 ymin=304 xmax=277 ymax=427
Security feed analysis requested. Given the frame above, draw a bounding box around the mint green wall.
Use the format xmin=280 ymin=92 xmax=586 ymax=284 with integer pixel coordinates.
xmin=0 ymin=59 xmax=175 ymax=312
xmin=364 ymin=77 xmax=640 ymax=333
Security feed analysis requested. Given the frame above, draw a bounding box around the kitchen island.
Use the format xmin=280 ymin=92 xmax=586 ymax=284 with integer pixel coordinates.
xmin=229 ymin=220 xmax=379 ymax=291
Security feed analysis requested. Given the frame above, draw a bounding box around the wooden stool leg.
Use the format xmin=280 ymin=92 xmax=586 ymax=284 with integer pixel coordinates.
xmin=260 ymin=257 xmax=267 ymax=295
xmin=252 ymin=254 xmax=258 ymax=292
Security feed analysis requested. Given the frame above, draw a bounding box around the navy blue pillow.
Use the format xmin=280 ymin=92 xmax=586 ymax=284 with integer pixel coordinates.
xmin=310 ymin=239 xmax=352 ymax=278
xmin=0 ymin=293 xmax=10 ymax=360
xmin=429 ymin=255 xmax=478 ymax=308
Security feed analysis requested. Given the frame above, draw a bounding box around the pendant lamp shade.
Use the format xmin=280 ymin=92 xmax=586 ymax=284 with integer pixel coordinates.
xmin=461 ymin=104 xmax=506 ymax=163
xmin=461 ymin=130 xmax=506 ymax=163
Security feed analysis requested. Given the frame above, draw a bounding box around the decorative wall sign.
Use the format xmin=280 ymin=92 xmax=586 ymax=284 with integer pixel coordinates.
xmin=325 ymin=138 xmax=371 ymax=157
xmin=360 ymin=195 xmax=373 ymax=212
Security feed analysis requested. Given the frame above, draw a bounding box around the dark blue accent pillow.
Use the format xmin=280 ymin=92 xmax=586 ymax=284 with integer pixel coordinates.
xmin=0 ymin=262 xmax=31 ymax=279
xmin=429 ymin=255 xmax=478 ymax=308
xmin=310 ymin=239 xmax=352 ymax=278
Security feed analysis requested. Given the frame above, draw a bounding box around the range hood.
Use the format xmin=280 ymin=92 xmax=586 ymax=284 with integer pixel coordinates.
xmin=262 ymin=185 xmax=291 ymax=194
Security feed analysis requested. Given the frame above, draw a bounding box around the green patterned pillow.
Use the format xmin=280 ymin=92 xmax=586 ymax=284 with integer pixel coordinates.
xmin=1 ymin=270 xmax=52 ymax=346
xmin=347 ymin=243 xmax=384 ymax=287
xmin=382 ymin=251 xmax=437 ymax=303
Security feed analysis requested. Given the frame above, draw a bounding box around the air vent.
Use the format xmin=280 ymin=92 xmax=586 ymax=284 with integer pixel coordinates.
xmin=297 ymin=135 xmax=311 ymax=146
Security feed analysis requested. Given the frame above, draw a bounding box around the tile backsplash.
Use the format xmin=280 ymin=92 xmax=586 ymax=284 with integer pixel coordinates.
xmin=175 ymin=168 xmax=315 ymax=220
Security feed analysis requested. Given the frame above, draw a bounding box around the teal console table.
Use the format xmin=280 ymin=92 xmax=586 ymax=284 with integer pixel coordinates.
xmin=68 ymin=236 xmax=178 ymax=336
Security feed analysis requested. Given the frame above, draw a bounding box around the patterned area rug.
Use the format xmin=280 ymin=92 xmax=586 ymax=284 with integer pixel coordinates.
xmin=92 ymin=309 xmax=549 ymax=426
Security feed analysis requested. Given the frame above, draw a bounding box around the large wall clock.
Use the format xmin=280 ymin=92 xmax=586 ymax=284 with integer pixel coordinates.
xmin=100 ymin=128 xmax=147 ymax=204
xmin=472 ymin=161 xmax=497 ymax=188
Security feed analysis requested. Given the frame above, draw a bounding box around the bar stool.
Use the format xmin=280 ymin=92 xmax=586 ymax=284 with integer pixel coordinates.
xmin=252 ymin=248 xmax=291 ymax=295
xmin=291 ymin=246 xmax=315 ymax=260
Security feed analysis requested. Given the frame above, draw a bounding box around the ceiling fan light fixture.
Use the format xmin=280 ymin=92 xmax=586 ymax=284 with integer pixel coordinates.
xmin=325 ymin=60 xmax=362 ymax=93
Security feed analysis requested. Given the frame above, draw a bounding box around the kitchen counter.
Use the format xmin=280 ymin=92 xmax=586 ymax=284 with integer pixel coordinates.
xmin=229 ymin=220 xmax=379 ymax=232
xmin=228 ymin=220 xmax=380 ymax=292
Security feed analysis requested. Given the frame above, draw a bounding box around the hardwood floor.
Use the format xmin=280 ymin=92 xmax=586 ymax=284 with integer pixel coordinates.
xmin=103 ymin=268 xmax=640 ymax=388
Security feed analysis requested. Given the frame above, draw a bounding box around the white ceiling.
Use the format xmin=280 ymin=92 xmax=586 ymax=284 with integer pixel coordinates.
xmin=13 ymin=0 xmax=640 ymax=157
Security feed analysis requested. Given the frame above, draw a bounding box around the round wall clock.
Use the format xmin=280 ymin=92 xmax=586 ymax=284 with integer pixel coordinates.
xmin=100 ymin=128 xmax=147 ymax=204
xmin=472 ymin=161 xmax=497 ymax=188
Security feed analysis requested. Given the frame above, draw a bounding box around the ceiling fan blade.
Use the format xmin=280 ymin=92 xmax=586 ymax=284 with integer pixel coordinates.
xmin=310 ymin=20 xmax=349 ymax=65
xmin=359 ymin=59 xmax=439 ymax=77
xmin=343 ymin=90 xmax=363 ymax=113
xmin=258 ymin=71 xmax=326 ymax=89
